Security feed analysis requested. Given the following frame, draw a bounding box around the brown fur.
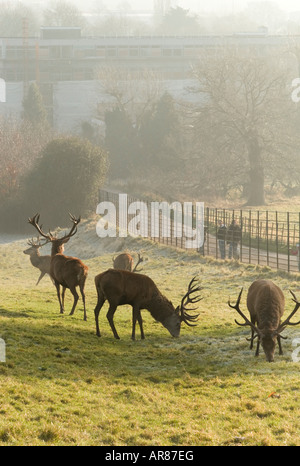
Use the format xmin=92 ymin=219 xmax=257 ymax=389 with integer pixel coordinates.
xmin=28 ymin=214 xmax=88 ymax=321
xmin=247 ymin=279 xmax=285 ymax=361
xmin=112 ymin=252 xmax=143 ymax=273
xmin=49 ymin=241 xmax=88 ymax=321
xmin=112 ymin=253 xmax=134 ymax=271
xmin=94 ymin=269 xmax=200 ymax=340
xmin=23 ymin=243 xmax=52 ymax=285
xmin=230 ymin=279 xmax=300 ymax=361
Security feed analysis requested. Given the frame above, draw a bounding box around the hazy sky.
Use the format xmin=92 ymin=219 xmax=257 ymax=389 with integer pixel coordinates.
xmin=78 ymin=0 xmax=300 ymax=13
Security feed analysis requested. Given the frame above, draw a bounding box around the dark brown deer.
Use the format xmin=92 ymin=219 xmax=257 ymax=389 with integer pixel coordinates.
xmin=94 ymin=269 xmax=202 ymax=340
xmin=28 ymin=213 xmax=88 ymax=321
xmin=112 ymin=252 xmax=144 ymax=272
xmin=23 ymin=237 xmax=52 ymax=285
xmin=228 ymin=279 xmax=300 ymax=362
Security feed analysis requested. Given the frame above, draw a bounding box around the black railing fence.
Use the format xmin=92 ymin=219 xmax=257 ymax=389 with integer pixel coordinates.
xmin=99 ymin=189 xmax=300 ymax=273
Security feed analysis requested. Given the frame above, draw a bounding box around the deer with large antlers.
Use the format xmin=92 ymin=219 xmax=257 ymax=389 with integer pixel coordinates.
xmin=228 ymin=279 xmax=300 ymax=362
xmin=94 ymin=269 xmax=202 ymax=340
xmin=112 ymin=252 xmax=144 ymax=273
xmin=23 ymin=237 xmax=52 ymax=285
xmin=28 ymin=213 xmax=88 ymax=321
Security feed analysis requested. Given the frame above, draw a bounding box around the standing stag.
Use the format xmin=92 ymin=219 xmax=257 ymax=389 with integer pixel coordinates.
xmin=228 ymin=279 xmax=300 ymax=362
xmin=112 ymin=252 xmax=144 ymax=272
xmin=23 ymin=237 xmax=52 ymax=285
xmin=28 ymin=213 xmax=88 ymax=321
xmin=94 ymin=269 xmax=202 ymax=340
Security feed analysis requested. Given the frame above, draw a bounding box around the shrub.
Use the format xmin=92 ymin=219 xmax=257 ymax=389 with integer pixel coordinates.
xmin=23 ymin=136 xmax=108 ymax=227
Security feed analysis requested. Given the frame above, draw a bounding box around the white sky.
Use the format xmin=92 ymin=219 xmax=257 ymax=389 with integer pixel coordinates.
xmin=27 ymin=0 xmax=300 ymax=16
xmin=83 ymin=0 xmax=300 ymax=13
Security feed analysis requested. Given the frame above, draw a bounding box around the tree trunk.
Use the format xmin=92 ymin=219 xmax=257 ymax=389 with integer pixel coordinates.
xmin=245 ymin=134 xmax=265 ymax=206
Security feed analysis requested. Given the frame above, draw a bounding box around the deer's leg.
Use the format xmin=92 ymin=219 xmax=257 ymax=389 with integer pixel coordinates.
xmin=94 ymin=289 xmax=105 ymax=337
xmin=36 ymin=271 xmax=46 ymax=286
xmin=250 ymin=328 xmax=255 ymax=349
xmin=79 ymin=280 xmax=87 ymax=322
xmin=69 ymin=287 xmax=79 ymax=316
xmin=62 ymin=287 xmax=66 ymax=309
xmin=255 ymin=339 xmax=260 ymax=357
xmin=277 ymin=336 xmax=283 ymax=355
xmin=132 ymin=306 xmax=144 ymax=340
xmin=250 ymin=316 xmax=256 ymax=349
xmin=80 ymin=287 xmax=87 ymax=321
xmin=55 ymin=282 xmax=64 ymax=314
xmin=106 ymin=304 xmax=119 ymax=339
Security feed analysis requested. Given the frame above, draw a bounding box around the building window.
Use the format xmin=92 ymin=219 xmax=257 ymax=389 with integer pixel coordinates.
xmin=129 ymin=48 xmax=139 ymax=57
xmin=50 ymin=46 xmax=61 ymax=59
xmin=106 ymin=47 xmax=117 ymax=57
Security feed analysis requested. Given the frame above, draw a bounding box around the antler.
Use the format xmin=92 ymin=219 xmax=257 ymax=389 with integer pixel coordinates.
xmin=277 ymin=290 xmax=300 ymax=334
xmin=132 ymin=253 xmax=144 ymax=273
xmin=228 ymin=288 xmax=259 ymax=333
xmin=27 ymin=236 xmax=49 ymax=248
xmin=28 ymin=213 xmax=80 ymax=243
xmin=28 ymin=214 xmax=54 ymax=241
xmin=58 ymin=213 xmax=81 ymax=243
xmin=179 ymin=276 xmax=202 ymax=326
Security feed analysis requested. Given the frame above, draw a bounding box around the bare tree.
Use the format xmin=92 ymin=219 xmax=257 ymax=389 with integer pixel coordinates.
xmin=43 ymin=0 xmax=86 ymax=28
xmin=189 ymin=47 xmax=300 ymax=205
xmin=96 ymin=66 xmax=162 ymax=129
xmin=0 ymin=117 xmax=51 ymax=204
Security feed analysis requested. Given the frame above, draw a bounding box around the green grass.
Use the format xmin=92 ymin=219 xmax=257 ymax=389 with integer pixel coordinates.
xmin=1 ymin=231 xmax=300 ymax=446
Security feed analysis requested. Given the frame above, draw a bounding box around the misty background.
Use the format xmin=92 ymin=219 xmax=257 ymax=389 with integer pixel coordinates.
xmin=1 ymin=0 xmax=300 ymax=232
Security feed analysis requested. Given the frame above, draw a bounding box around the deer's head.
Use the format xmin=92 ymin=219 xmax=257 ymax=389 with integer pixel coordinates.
xmin=228 ymin=288 xmax=300 ymax=362
xmin=163 ymin=277 xmax=202 ymax=337
xmin=23 ymin=236 xmax=47 ymax=255
xmin=28 ymin=213 xmax=80 ymax=255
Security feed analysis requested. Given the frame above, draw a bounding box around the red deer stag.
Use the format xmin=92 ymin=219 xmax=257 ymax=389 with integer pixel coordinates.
xmin=228 ymin=279 xmax=300 ymax=362
xmin=94 ymin=269 xmax=202 ymax=340
xmin=23 ymin=237 xmax=52 ymax=285
xmin=112 ymin=252 xmax=143 ymax=272
xmin=28 ymin=213 xmax=88 ymax=321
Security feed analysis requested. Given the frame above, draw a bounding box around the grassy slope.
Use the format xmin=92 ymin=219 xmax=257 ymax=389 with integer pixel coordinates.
xmin=1 ymin=219 xmax=300 ymax=446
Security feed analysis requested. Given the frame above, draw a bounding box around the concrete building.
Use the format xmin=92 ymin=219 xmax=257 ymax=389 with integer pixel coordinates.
xmin=0 ymin=27 xmax=295 ymax=132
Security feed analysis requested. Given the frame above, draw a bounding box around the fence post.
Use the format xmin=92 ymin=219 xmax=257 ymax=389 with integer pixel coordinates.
xmin=298 ymin=213 xmax=300 ymax=272
xmin=287 ymin=212 xmax=290 ymax=273
xmin=266 ymin=210 xmax=269 ymax=266
xmin=276 ymin=211 xmax=279 ymax=269
xmin=257 ymin=210 xmax=260 ymax=264
xmin=249 ymin=210 xmax=252 ymax=264
xmin=206 ymin=207 xmax=209 ymax=256
xmin=215 ymin=208 xmax=218 ymax=259
xmin=240 ymin=209 xmax=243 ymax=263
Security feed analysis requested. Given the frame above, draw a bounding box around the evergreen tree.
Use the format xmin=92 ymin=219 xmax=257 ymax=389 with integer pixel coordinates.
xmin=139 ymin=92 xmax=181 ymax=168
xmin=24 ymin=136 xmax=108 ymax=226
xmin=22 ymin=82 xmax=49 ymax=128
xmin=104 ymin=107 xmax=137 ymax=178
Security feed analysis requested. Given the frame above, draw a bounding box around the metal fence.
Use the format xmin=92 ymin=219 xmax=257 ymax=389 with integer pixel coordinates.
xmin=99 ymin=189 xmax=300 ymax=273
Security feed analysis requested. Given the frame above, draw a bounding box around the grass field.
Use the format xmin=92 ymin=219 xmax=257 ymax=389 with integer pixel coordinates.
xmin=1 ymin=218 xmax=300 ymax=446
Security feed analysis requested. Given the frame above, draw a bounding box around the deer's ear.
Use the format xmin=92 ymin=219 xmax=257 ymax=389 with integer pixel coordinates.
xmin=175 ymin=306 xmax=180 ymax=315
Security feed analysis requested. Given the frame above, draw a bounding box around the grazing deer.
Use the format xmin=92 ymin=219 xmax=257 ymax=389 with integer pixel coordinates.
xmin=112 ymin=252 xmax=144 ymax=272
xmin=228 ymin=279 xmax=300 ymax=362
xmin=23 ymin=237 xmax=52 ymax=285
xmin=28 ymin=213 xmax=88 ymax=321
xmin=94 ymin=269 xmax=202 ymax=340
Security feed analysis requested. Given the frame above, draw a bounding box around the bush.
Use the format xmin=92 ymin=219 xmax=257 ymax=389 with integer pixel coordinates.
xmin=23 ymin=136 xmax=108 ymax=227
